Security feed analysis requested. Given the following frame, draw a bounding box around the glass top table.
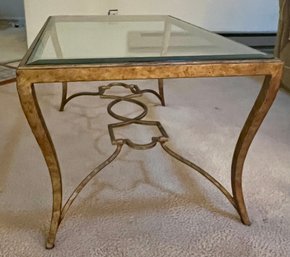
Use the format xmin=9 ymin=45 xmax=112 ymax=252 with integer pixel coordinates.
xmin=25 ymin=15 xmax=271 ymax=66
xmin=17 ymin=15 xmax=283 ymax=249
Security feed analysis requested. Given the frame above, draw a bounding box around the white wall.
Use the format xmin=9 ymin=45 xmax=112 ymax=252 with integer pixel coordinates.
xmin=24 ymin=0 xmax=100 ymax=45
xmin=24 ymin=0 xmax=279 ymax=46
xmin=100 ymin=0 xmax=278 ymax=32
xmin=0 ymin=0 xmax=25 ymax=20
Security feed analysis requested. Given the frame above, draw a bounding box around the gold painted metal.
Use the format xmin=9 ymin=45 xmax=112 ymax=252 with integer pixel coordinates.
xmin=105 ymin=87 xmax=237 ymax=211
xmin=60 ymin=144 xmax=123 ymax=222
xmin=16 ymin=17 xmax=284 ymax=248
xmin=109 ymin=120 xmax=169 ymax=150
xmin=106 ymin=85 xmax=235 ymax=208
xmin=17 ymin=59 xmax=283 ymax=248
xmin=59 ymin=80 xmax=165 ymax=111
xmin=107 ymin=98 xmax=148 ymax=121
xmin=161 ymin=144 xmax=237 ymax=208
xmin=59 ymin=82 xmax=67 ymax=111
xmin=158 ymin=78 xmax=165 ymax=106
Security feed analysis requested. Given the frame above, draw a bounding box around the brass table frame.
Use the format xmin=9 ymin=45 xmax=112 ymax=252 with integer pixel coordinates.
xmin=16 ymin=22 xmax=283 ymax=249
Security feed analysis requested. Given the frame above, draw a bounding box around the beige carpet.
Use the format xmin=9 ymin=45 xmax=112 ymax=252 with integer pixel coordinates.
xmin=0 ymin=62 xmax=19 ymax=84
xmin=0 ymin=66 xmax=15 ymax=85
xmin=0 ymin=77 xmax=290 ymax=256
xmin=0 ymin=27 xmax=27 ymax=63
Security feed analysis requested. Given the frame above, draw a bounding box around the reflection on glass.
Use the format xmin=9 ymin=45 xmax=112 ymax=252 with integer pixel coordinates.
xmin=27 ymin=15 xmax=269 ymax=65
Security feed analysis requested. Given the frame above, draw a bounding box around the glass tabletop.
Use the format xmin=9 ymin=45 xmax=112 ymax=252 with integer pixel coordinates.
xmin=26 ymin=15 xmax=271 ymax=65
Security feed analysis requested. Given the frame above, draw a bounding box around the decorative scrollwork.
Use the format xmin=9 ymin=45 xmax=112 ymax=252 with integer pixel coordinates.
xmin=59 ymin=82 xmax=236 ymax=234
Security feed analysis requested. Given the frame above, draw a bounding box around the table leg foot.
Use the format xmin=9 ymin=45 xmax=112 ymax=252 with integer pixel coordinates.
xmin=240 ymin=215 xmax=251 ymax=226
xmin=46 ymin=242 xmax=55 ymax=249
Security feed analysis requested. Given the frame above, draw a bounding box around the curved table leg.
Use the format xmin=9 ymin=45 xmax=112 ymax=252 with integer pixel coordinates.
xmin=231 ymin=73 xmax=282 ymax=225
xmin=59 ymin=82 xmax=68 ymax=111
xmin=17 ymin=80 xmax=63 ymax=249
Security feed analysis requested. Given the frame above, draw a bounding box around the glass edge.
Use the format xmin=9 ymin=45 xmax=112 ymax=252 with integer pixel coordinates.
xmin=26 ymin=54 xmax=274 ymax=66
xmin=52 ymin=14 xmax=168 ymax=22
xmin=22 ymin=16 xmax=55 ymax=66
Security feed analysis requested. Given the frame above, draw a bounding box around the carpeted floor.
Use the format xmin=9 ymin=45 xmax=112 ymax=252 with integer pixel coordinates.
xmin=0 ymin=66 xmax=15 ymax=85
xmin=0 ymin=25 xmax=26 ymax=86
xmin=0 ymin=62 xmax=19 ymax=86
xmin=0 ymin=77 xmax=290 ymax=256
xmin=0 ymin=26 xmax=27 ymax=63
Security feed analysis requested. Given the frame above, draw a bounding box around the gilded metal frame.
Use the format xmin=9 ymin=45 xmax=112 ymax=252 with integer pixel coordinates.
xmin=17 ymin=59 xmax=283 ymax=249
xmin=16 ymin=17 xmax=283 ymax=249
